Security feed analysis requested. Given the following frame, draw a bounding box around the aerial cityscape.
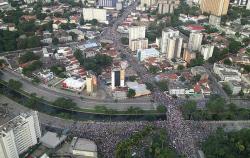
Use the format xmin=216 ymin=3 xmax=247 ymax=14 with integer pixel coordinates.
xmin=0 ymin=0 xmax=250 ymax=157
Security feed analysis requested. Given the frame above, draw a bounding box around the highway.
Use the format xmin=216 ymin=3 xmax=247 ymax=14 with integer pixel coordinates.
xmin=1 ymin=69 xmax=155 ymax=110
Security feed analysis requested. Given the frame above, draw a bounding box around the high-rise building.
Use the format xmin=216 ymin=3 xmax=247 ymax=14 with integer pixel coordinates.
xmin=183 ymin=49 xmax=196 ymax=63
xmin=247 ymin=0 xmax=250 ymax=9
xmin=232 ymin=0 xmax=249 ymax=6
xmin=137 ymin=0 xmax=156 ymax=10
xmin=129 ymin=26 xmax=147 ymax=51
xmin=161 ymin=28 xmax=183 ymax=60
xmin=157 ymin=0 xmax=180 ymax=14
xmin=161 ymin=28 xmax=179 ymax=53
xmin=86 ymin=71 xmax=97 ymax=93
xmin=200 ymin=0 xmax=230 ymax=16
xmin=209 ymin=15 xmax=222 ymax=26
xmin=0 ymin=111 xmax=41 ymax=158
xmin=130 ymin=38 xmax=148 ymax=51
xmin=188 ymin=32 xmax=203 ymax=51
xmin=200 ymin=44 xmax=214 ymax=60
xmin=98 ymin=0 xmax=117 ymax=7
xmin=111 ymin=68 xmax=125 ymax=89
xmin=111 ymin=62 xmax=126 ymax=90
xmin=82 ymin=8 xmax=107 ymax=24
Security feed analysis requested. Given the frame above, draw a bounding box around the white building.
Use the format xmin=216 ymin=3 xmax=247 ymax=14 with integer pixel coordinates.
xmin=129 ymin=26 xmax=146 ymax=42
xmin=247 ymin=0 xmax=250 ymax=9
xmin=83 ymin=8 xmax=107 ymax=24
xmin=161 ymin=28 xmax=183 ymax=60
xmin=70 ymin=137 xmax=97 ymax=158
xmin=213 ymin=63 xmax=241 ymax=82
xmin=126 ymin=82 xmax=151 ymax=97
xmin=40 ymin=131 xmax=67 ymax=149
xmin=232 ymin=0 xmax=249 ymax=6
xmin=98 ymin=0 xmax=117 ymax=7
xmin=128 ymin=26 xmax=147 ymax=51
xmin=165 ymin=36 xmax=183 ymax=60
xmin=169 ymin=82 xmax=185 ymax=95
xmin=228 ymin=80 xmax=242 ymax=95
xmin=24 ymin=0 xmax=37 ymax=4
xmin=130 ymin=38 xmax=148 ymax=51
xmin=137 ymin=48 xmax=160 ymax=61
xmin=200 ymin=44 xmax=214 ymax=60
xmin=137 ymin=0 xmax=156 ymax=10
xmin=158 ymin=0 xmax=180 ymax=14
xmin=62 ymin=77 xmax=86 ymax=92
xmin=0 ymin=111 xmax=41 ymax=158
xmin=188 ymin=32 xmax=203 ymax=51
xmin=111 ymin=67 xmax=125 ymax=89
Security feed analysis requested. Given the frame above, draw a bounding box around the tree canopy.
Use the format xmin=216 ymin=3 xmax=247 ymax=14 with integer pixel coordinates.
xmin=202 ymin=128 xmax=250 ymax=158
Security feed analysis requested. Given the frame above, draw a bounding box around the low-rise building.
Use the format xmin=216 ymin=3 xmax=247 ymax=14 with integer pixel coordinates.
xmin=61 ymin=77 xmax=86 ymax=92
xmin=38 ymin=70 xmax=54 ymax=83
xmin=40 ymin=131 xmax=67 ymax=149
xmin=213 ymin=63 xmax=241 ymax=82
xmin=126 ymin=81 xmax=151 ymax=97
xmin=228 ymin=80 xmax=242 ymax=95
xmin=70 ymin=137 xmax=97 ymax=158
xmin=137 ymin=48 xmax=160 ymax=61
xmin=168 ymin=81 xmax=185 ymax=95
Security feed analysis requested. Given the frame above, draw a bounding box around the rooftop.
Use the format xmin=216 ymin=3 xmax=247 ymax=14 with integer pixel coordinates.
xmin=71 ymin=137 xmax=97 ymax=152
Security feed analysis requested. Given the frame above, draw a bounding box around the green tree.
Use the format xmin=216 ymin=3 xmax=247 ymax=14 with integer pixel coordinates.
xmin=127 ymin=89 xmax=136 ymax=98
xmin=181 ymin=101 xmax=197 ymax=119
xmin=157 ymin=105 xmax=166 ymax=113
xmin=207 ymin=95 xmax=225 ymax=114
xmin=52 ymin=37 xmax=59 ymax=45
xmin=53 ymin=98 xmax=77 ymax=109
xmin=228 ymin=38 xmax=242 ymax=53
xmin=8 ymin=79 xmax=22 ymax=90
xmin=223 ymin=59 xmax=232 ymax=65
xmin=149 ymin=65 xmax=160 ymax=74
xmin=120 ymin=37 xmax=129 ymax=45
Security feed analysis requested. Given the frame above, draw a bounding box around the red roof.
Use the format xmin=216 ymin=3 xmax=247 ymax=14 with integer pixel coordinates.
xmin=187 ymin=25 xmax=205 ymax=31
xmin=194 ymin=83 xmax=201 ymax=93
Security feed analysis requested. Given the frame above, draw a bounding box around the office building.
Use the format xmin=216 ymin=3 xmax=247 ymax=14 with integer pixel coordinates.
xmin=137 ymin=48 xmax=160 ymax=61
xmin=200 ymin=44 xmax=214 ymax=60
xmin=208 ymin=15 xmax=222 ymax=26
xmin=0 ymin=111 xmax=41 ymax=158
xmin=86 ymin=71 xmax=97 ymax=93
xmin=158 ymin=0 xmax=180 ymax=14
xmin=188 ymin=32 xmax=203 ymax=51
xmin=24 ymin=0 xmax=37 ymax=4
xmin=247 ymin=0 xmax=250 ymax=9
xmin=213 ymin=63 xmax=241 ymax=82
xmin=232 ymin=0 xmax=249 ymax=6
xmin=111 ymin=64 xmax=126 ymax=89
xmin=130 ymin=38 xmax=148 ymax=51
xmin=165 ymin=37 xmax=183 ymax=59
xmin=137 ymin=0 xmax=156 ymax=10
xmin=129 ymin=26 xmax=147 ymax=51
xmin=161 ymin=28 xmax=183 ymax=60
xmin=161 ymin=27 xmax=180 ymax=53
xmin=228 ymin=80 xmax=242 ymax=95
xmin=82 ymin=8 xmax=107 ymax=24
xmin=98 ymin=0 xmax=117 ymax=7
xmin=129 ymin=26 xmax=146 ymax=41
xmin=183 ymin=49 xmax=196 ymax=63
xmin=200 ymin=0 xmax=230 ymax=16
xmin=116 ymin=2 xmax=122 ymax=10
